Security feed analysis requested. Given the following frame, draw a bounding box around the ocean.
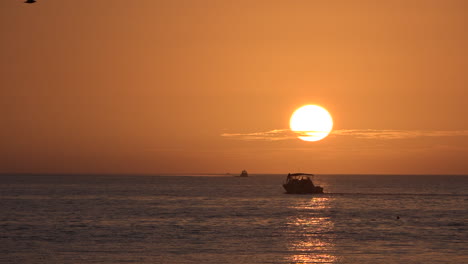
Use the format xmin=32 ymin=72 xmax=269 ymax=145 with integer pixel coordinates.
xmin=0 ymin=174 xmax=466 ymax=263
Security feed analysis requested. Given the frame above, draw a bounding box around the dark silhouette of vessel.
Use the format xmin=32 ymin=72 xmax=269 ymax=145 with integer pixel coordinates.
xmin=236 ymin=170 xmax=248 ymax=177
xmin=24 ymin=0 xmax=37 ymax=3
xmin=283 ymin=173 xmax=324 ymax=194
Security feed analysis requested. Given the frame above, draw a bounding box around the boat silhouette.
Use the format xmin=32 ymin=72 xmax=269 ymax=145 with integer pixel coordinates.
xmin=283 ymin=173 xmax=323 ymax=194
xmin=236 ymin=170 xmax=248 ymax=177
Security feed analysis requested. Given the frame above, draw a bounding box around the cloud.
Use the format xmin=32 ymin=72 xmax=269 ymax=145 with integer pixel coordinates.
xmin=333 ymin=129 xmax=468 ymax=139
xmin=221 ymin=129 xmax=468 ymax=141
xmin=221 ymin=129 xmax=295 ymax=141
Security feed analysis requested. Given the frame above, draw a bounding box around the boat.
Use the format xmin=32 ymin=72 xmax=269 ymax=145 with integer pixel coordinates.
xmin=283 ymin=173 xmax=323 ymax=194
xmin=237 ymin=170 xmax=248 ymax=177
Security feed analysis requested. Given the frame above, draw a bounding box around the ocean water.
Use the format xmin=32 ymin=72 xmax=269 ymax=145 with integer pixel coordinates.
xmin=0 ymin=174 xmax=467 ymax=264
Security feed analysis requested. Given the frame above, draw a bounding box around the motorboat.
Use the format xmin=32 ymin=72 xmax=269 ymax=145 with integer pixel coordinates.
xmin=237 ymin=170 xmax=248 ymax=177
xmin=283 ymin=173 xmax=323 ymax=194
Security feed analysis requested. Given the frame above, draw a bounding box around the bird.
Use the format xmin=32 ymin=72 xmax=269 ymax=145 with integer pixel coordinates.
xmin=24 ymin=0 xmax=37 ymax=3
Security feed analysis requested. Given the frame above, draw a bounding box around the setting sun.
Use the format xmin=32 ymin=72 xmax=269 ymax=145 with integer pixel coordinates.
xmin=290 ymin=105 xmax=333 ymax=142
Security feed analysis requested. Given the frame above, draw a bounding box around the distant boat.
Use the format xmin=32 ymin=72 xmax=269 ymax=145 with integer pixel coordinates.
xmin=283 ymin=173 xmax=323 ymax=194
xmin=236 ymin=170 xmax=248 ymax=177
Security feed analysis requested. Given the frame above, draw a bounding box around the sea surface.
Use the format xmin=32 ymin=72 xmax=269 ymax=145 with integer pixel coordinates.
xmin=0 ymin=174 xmax=467 ymax=263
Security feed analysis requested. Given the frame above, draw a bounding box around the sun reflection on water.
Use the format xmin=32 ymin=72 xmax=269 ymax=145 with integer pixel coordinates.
xmin=285 ymin=197 xmax=340 ymax=263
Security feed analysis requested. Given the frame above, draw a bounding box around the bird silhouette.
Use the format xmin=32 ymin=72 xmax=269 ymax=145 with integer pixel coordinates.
xmin=24 ymin=0 xmax=37 ymax=3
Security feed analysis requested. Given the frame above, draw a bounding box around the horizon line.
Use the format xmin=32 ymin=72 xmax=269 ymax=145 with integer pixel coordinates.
xmin=1 ymin=172 xmax=467 ymax=176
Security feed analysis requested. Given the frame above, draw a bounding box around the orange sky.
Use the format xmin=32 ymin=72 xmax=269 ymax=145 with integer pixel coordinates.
xmin=1 ymin=0 xmax=467 ymax=174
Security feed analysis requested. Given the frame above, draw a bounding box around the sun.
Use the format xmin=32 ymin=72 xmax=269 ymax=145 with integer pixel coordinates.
xmin=290 ymin=105 xmax=333 ymax=142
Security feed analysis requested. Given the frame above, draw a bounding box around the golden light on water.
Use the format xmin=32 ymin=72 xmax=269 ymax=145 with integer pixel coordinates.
xmin=290 ymin=105 xmax=333 ymax=142
xmin=285 ymin=197 xmax=339 ymax=263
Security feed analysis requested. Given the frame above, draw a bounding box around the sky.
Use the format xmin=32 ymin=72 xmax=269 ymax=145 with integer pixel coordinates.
xmin=1 ymin=0 xmax=467 ymax=175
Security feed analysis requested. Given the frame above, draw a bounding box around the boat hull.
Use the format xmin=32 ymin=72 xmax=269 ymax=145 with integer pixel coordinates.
xmin=283 ymin=183 xmax=324 ymax=194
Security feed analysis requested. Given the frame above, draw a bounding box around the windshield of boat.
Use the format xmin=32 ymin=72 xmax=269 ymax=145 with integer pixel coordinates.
xmin=288 ymin=175 xmax=310 ymax=180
